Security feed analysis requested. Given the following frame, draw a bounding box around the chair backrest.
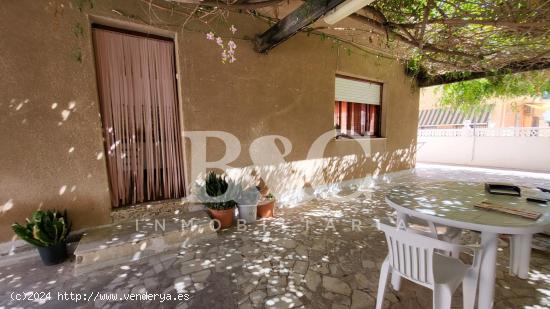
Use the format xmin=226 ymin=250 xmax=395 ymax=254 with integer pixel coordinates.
xmin=376 ymin=219 xmax=461 ymax=286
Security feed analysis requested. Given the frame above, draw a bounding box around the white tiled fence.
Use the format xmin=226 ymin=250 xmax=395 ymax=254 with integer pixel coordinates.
xmin=417 ymin=127 xmax=550 ymax=172
xmin=418 ymin=127 xmax=550 ymax=138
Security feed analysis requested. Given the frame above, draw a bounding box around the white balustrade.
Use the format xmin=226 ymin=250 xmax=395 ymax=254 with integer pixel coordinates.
xmin=418 ymin=127 xmax=550 ymax=137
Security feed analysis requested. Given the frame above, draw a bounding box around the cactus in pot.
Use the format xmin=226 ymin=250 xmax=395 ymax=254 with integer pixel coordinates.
xmin=12 ymin=209 xmax=71 ymax=265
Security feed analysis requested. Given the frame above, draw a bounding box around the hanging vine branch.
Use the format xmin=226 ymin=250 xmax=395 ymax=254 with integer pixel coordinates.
xmin=245 ymin=0 xmax=549 ymax=84
xmin=359 ymin=0 xmax=550 ymax=83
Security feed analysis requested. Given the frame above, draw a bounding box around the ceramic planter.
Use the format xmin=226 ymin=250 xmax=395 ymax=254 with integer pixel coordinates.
xmin=208 ymin=208 xmax=235 ymax=230
xmin=37 ymin=242 xmax=68 ymax=265
xmin=238 ymin=204 xmax=258 ymax=223
xmin=257 ymin=199 xmax=275 ymax=218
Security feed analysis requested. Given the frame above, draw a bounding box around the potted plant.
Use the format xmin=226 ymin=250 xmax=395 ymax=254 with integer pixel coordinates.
xmin=237 ymin=187 xmax=261 ymax=223
xmin=197 ymin=171 xmax=238 ymax=230
xmin=257 ymin=177 xmax=269 ymax=196
xmin=257 ymin=192 xmax=276 ymax=218
xmin=12 ymin=209 xmax=70 ymax=266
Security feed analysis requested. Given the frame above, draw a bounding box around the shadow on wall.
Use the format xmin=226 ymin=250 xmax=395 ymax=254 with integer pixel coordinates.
xmin=1 ymin=94 xmax=416 ymax=245
xmin=218 ymin=142 xmax=417 ymax=206
xmin=0 ymin=96 xmax=109 ymax=244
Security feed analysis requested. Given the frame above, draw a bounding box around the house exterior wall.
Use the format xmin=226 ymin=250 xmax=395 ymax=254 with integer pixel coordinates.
xmin=0 ymin=0 xmax=419 ymax=243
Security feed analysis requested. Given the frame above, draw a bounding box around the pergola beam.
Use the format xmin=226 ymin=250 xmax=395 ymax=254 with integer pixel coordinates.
xmin=254 ymin=0 xmax=346 ymax=53
xmin=169 ymin=0 xmax=285 ymax=9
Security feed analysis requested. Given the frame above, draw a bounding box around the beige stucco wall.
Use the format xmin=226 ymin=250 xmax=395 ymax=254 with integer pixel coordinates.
xmin=0 ymin=0 xmax=419 ymax=243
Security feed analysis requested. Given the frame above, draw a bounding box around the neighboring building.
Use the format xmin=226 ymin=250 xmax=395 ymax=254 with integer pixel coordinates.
xmin=419 ymin=86 xmax=550 ymax=129
xmin=0 ymin=1 xmax=419 ymax=243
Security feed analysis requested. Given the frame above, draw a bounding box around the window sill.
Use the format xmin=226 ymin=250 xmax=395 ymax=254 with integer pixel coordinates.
xmin=333 ymin=136 xmax=387 ymax=142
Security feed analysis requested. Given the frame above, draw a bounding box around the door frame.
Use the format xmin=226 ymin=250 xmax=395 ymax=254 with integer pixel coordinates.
xmin=87 ymin=14 xmax=190 ymax=206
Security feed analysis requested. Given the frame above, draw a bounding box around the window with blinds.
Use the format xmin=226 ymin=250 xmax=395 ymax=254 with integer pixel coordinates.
xmin=334 ymin=76 xmax=382 ymax=137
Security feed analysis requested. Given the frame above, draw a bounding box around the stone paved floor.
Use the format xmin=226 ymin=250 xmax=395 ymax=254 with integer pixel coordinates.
xmin=1 ymin=164 xmax=550 ymax=308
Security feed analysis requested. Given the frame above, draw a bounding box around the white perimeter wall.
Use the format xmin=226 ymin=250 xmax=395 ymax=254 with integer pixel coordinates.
xmin=417 ymin=136 xmax=550 ymax=173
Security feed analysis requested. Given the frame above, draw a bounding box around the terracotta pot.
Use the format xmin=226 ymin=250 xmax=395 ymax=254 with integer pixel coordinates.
xmin=257 ymin=199 xmax=275 ymax=218
xmin=207 ymin=208 xmax=235 ymax=230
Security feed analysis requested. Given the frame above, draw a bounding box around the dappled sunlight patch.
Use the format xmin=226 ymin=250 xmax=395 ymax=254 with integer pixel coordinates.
xmin=529 ymin=269 xmax=550 ymax=282
xmin=0 ymin=199 xmax=14 ymax=214
xmin=131 ymin=251 xmax=142 ymax=261
xmin=7 ymin=98 xmax=30 ymax=113
xmin=58 ymin=185 xmax=67 ymax=195
xmin=61 ymin=110 xmax=70 ymax=121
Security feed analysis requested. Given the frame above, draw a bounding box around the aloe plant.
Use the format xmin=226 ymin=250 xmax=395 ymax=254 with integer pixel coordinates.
xmin=196 ymin=172 xmax=238 ymax=210
xmin=12 ymin=210 xmax=70 ymax=247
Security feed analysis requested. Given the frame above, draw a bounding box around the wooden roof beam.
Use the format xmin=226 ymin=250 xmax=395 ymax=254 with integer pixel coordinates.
xmin=254 ymin=0 xmax=346 ymax=53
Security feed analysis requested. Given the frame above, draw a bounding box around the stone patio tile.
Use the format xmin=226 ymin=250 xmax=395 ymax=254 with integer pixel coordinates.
xmin=322 ymin=276 xmax=351 ymax=296
xmin=1 ymin=165 xmax=550 ymax=308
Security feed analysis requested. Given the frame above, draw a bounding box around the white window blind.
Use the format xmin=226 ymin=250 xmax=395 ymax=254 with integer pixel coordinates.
xmin=335 ymin=77 xmax=381 ymax=105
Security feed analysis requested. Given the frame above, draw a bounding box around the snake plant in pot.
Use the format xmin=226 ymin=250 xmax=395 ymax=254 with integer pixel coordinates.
xmin=12 ymin=210 xmax=71 ymax=265
xmin=196 ymin=172 xmax=238 ymax=230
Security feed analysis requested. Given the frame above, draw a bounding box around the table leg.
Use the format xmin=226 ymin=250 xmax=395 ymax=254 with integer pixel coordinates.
xmin=478 ymin=232 xmax=498 ymax=309
xmin=510 ymin=235 xmax=519 ymax=276
xmin=516 ymin=234 xmax=532 ymax=279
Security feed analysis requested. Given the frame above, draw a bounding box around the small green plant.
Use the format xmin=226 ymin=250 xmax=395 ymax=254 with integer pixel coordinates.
xmin=71 ymin=49 xmax=82 ymax=63
xmin=12 ymin=210 xmax=70 ymax=247
xmin=72 ymin=0 xmax=95 ymax=12
xmin=196 ymin=171 xmax=238 ymax=210
xmin=72 ymin=23 xmax=84 ymax=38
xmin=266 ymin=193 xmax=275 ymax=200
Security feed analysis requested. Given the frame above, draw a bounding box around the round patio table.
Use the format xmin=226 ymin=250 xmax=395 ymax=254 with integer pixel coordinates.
xmin=385 ymin=181 xmax=550 ymax=309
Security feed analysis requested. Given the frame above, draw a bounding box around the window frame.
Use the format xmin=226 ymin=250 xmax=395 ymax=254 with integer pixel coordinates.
xmin=334 ymin=74 xmax=384 ymax=139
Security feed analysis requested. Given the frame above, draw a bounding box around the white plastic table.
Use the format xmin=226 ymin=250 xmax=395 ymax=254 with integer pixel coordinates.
xmin=385 ymin=181 xmax=550 ymax=309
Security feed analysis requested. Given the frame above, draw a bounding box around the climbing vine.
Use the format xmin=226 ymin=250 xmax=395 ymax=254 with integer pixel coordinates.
xmin=438 ymin=70 xmax=550 ymax=112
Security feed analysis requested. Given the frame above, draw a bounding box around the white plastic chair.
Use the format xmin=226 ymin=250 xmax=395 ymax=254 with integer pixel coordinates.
xmin=399 ymin=214 xmax=462 ymax=256
xmin=389 ymin=214 xmax=464 ymax=292
xmin=375 ymin=219 xmax=481 ymax=309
